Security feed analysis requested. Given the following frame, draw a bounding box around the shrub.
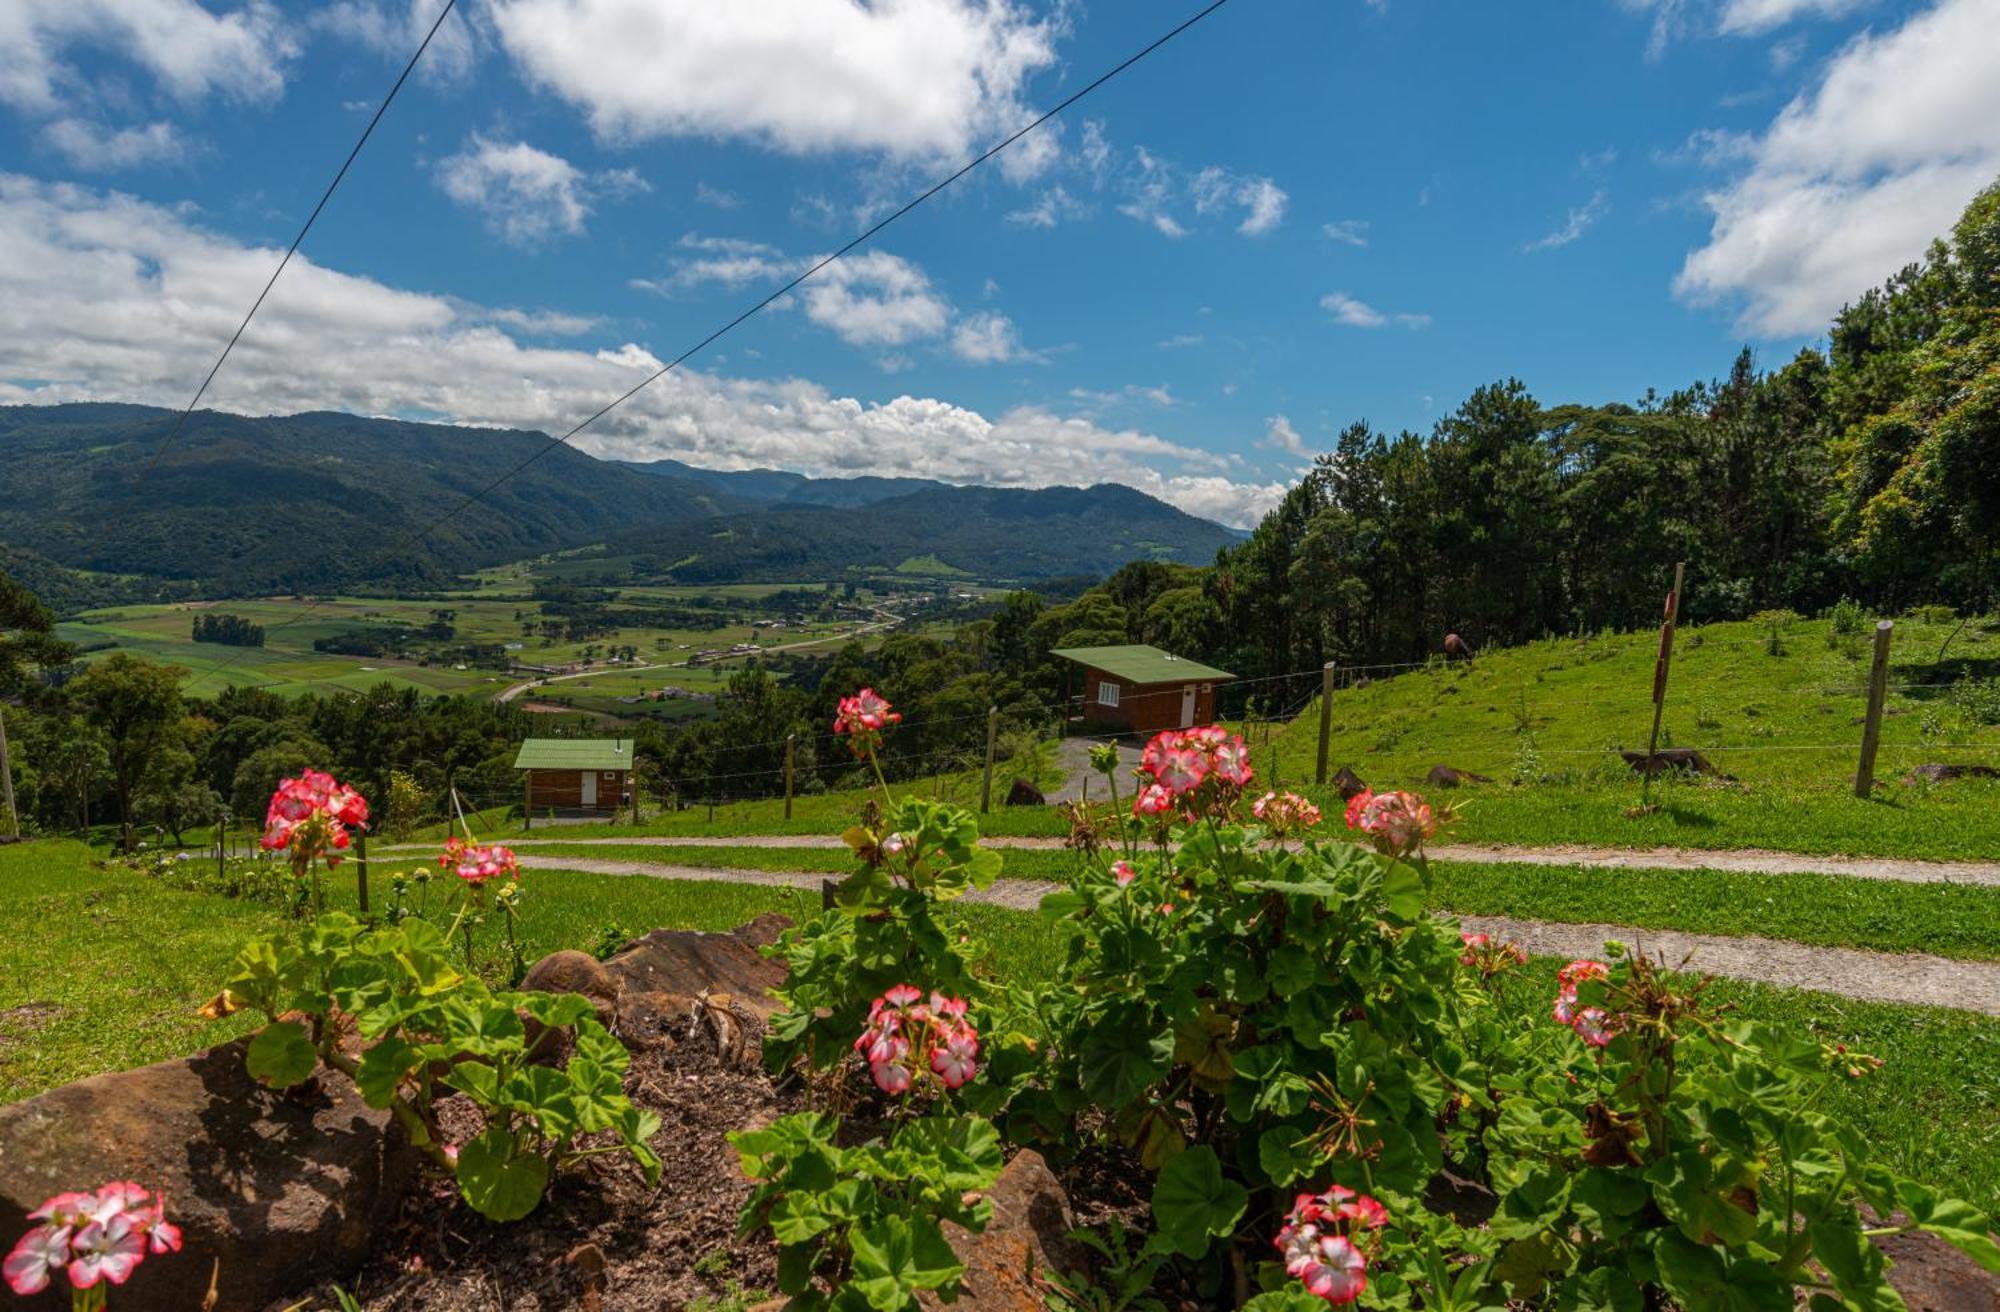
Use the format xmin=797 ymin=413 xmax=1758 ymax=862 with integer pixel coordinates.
xmin=1825 ymin=595 xmax=1868 ymax=636
xmin=1948 ymin=676 xmax=2000 ymax=726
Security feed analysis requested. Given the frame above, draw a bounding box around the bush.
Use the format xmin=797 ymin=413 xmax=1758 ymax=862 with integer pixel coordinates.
xmin=1949 ymin=676 xmax=2000 ymax=725
xmin=1825 ymin=595 xmax=1868 ymax=637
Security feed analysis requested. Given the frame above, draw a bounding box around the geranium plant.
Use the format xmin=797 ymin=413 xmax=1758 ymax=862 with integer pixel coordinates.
xmin=213 ymin=776 xmax=659 ymax=1222
xmin=730 ymin=1110 xmax=1002 ymax=1312
xmin=5 ymin=1182 xmax=180 ymax=1309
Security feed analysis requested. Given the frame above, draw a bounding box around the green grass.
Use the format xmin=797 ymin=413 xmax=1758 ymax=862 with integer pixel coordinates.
xmin=0 ymin=842 xmax=276 ymax=1101
xmin=1253 ymin=615 xmax=2000 ymax=861
xmin=514 ymin=841 xmax=2000 ymax=963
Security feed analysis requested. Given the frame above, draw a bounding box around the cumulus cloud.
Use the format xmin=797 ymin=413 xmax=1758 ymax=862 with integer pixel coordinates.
xmin=1108 ymin=145 xmax=1287 ymax=240
xmin=0 ymin=0 xmax=295 ymax=113
xmin=0 ymin=175 xmax=1282 ymax=526
xmin=434 ymin=134 xmax=647 ymax=247
xmin=1265 ymin=414 xmax=1307 ymax=456
xmin=1192 ymin=167 xmax=1288 ymax=236
xmin=798 ymin=250 xmax=951 ymax=347
xmin=1320 ymin=292 xmax=1431 ymax=330
xmin=1675 ymin=0 xmax=2000 ymax=335
xmin=486 ymin=0 xmax=1060 ymax=163
xmin=633 ymin=233 xmax=798 ymax=295
xmin=314 ymin=0 xmax=479 ymax=83
xmin=695 ymin=181 xmax=741 ymax=209
xmin=1005 ymin=184 xmax=1091 ymax=229
xmin=41 ymin=118 xmax=189 ymax=170
xmin=1524 ymin=188 xmax=1610 ymax=251
xmin=949 ymin=311 xmax=1040 ymax=364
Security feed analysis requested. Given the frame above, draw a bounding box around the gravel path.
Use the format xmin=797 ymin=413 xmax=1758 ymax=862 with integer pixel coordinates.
xmin=394 ymin=835 xmax=2000 ymax=887
xmin=517 ymin=854 xmax=2000 ymax=1014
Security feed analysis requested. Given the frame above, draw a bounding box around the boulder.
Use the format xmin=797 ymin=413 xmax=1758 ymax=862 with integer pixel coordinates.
xmin=1904 ymin=763 xmax=2000 ymax=786
xmin=1004 ymin=779 xmax=1046 ymax=807
xmin=1427 ymin=764 xmax=1493 ymax=788
xmin=0 ymin=1038 xmax=416 ymax=1312
xmin=520 ymin=949 xmax=621 ymax=1020
xmin=922 ymin=1150 xmax=1087 ymax=1311
xmin=602 ymin=918 xmax=791 ymax=1020
xmin=1330 ymin=767 xmax=1369 ymax=801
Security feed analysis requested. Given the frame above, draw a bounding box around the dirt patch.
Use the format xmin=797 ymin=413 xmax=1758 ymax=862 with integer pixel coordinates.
xmin=294 ymin=1016 xmax=800 ymax=1311
xmin=0 ymin=1001 xmax=67 ymax=1058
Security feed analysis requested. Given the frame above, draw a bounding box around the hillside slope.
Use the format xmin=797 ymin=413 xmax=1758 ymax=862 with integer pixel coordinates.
xmin=621 ymin=458 xmax=947 ymax=508
xmin=0 ymin=404 xmax=737 ymax=592
xmin=609 ymin=482 xmax=1239 ymax=581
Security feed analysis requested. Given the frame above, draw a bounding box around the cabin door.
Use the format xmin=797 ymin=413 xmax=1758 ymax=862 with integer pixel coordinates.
xmin=1179 ymin=684 xmax=1196 ymax=728
xmin=581 ymin=772 xmax=598 ymax=807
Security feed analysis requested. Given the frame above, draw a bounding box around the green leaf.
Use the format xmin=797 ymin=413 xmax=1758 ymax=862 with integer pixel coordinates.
xmin=849 ymin=1214 xmax=963 ymax=1310
xmin=1078 ymin=1011 xmax=1172 ymax=1109
xmin=1257 ymin=1125 xmax=1323 ymax=1186
xmin=1148 ymin=1144 xmax=1248 ymax=1260
xmin=1895 ymin=1180 xmax=2000 ymax=1274
xmin=1653 ymin=1233 xmax=1791 ymax=1312
xmin=245 ymin=1019 xmax=318 ymax=1089
xmin=456 ymin=1127 xmax=550 ymax=1222
xmin=353 ymin=1037 xmax=419 ymax=1108
xmin=769 ymin=1192 xmax=834 ymax=1245
xmin=1379 ymin=860 xmax=1426 ymax=921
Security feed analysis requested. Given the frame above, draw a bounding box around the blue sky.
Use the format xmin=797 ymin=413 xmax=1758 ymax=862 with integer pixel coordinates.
xmin=2 ymin=0 xmax=1995 ymax=526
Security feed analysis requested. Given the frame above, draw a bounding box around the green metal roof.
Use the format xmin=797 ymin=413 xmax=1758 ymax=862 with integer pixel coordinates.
xmin=513 ymin=739 xmax=635 ymax=771
xmin=1050 ymin=644 xmax=1235 ymax=685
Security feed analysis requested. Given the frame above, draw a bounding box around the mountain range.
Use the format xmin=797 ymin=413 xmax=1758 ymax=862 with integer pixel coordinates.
xmin=0 ymin=404 xmax=1236 ymax=604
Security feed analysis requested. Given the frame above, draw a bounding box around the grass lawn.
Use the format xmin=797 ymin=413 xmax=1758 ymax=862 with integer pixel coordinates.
xmin=0 ymin=842 xmax=275 ymax=1101
xmin=516 ymin=840 xmax=2000 ymax=963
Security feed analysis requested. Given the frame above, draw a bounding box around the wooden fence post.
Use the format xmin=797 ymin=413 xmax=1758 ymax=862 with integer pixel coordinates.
xmin=980 ymin=707 xmax=999 ymax=814
xmin=354 ymin=827 xmax=371 ymax=916
xmin=1315 ymin=662 xmax=1335 ymax=786
xmin=1642 ymin=562 xmax=1686 ymax=806
xmin=215 ymin=811 xmax=226 ymax=883
xmin=1856 ymin=620 xmax=1894 ymax=798
xmin=0 ymin=704 xmax=16 ymax=837
xmin=522 ymin=771 xmax=532 ymax=831
xmin=784 ymin=734 xmax=796 ymax=821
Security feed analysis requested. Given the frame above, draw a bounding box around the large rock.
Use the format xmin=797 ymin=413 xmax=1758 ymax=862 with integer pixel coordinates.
xmin=0 ymin=1039 xmax=416 ymax=1312
xmin=1620 ymin=748 xmax=1730 ymax=779
xmin=1904 ymin=763 xmax=2000 ymax=786
xmin=600 ymin=918 xmax=791 ymax=1020
xmin=520 ymin=949 xmax=620 ymax=1021
xmin=1330 ymin=767 xmax=1369 ymax=801
xmin=923 ymin=1150 xmax=1086 ymax=1310
xmin=1427 ymin=764 xmax=1493 ymax=788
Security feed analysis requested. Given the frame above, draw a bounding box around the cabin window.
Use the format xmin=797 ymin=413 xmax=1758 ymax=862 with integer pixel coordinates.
xmin=1097 ymin=680 xmax=1120 ymax=708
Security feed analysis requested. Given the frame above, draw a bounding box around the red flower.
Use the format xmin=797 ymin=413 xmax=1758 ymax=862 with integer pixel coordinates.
xmin=854 ymin=984 xmax=979 ymax=1094
xmin=260 ymin=770 xmax=369 ymax=873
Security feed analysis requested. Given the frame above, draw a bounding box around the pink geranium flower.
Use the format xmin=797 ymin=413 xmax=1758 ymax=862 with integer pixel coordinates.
xmin=446 ymin=841 xmax=520 ymax=887
xmin=1133 ymin=783 xmax=1174 ymax=817
xmin=1552 ymin=960 xmax=1613 ymax=1042
xmin=854 ymin=983 xmax=981 ymax=1097
xmin=4 ymin=1223 xmax=70 ymax=1296
xmin=1275 ymin=1188 xmax=1384 ymax=1306
xmin=1110 ymin=859 xmax=1137 ymax=886
xmin=261 ymin=769 xmax=369 ymax=873
xmin=1252 ymin=790 xmax=1323 ymax=837
xmin=833 ymin=688 xmax=901 ymax=757
xmin=1346 ymin=789 xmax=1436 ymax=857
xmin=9 ymin=1182 xmax=178 ymax=1300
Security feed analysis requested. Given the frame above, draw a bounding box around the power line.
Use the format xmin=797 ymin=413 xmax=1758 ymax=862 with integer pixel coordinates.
xmin=130 ymin=0 xmax=460 ymax=490
xmin=179 ymin=0 xmax=1241 ymax=690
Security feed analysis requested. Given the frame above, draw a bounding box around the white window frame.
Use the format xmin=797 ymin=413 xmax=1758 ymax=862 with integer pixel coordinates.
xmin=1097 ymin=680 xmax=1121 ymax=708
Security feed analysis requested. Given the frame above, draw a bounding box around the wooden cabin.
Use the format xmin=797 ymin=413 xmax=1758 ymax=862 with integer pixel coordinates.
xmin=1052 ymin=645 xmax=1236 ymax=736
xmin=513 ymin=739 xmax=633 ymax=817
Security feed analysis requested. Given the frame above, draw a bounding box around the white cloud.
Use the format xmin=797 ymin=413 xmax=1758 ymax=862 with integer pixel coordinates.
xmin=695 ymin=181 xmax=741 ymax=209
xmin=0 ymin=175 xmax=1281 ymax=528
xmin=634 ymin=233 xmax=797 ymax=295
xmin=1265 ymin=415 xmax=1307 ymax=456
xmin=1321 ymin=219 xmax=1369 ymax=247
xmin=1157 ymin=333 xmax=1204 ymax=349
xmin=1117 ymin=147 xmax=1189 ymax=238
xmin=1005 ymin=184 xmax=1091 ymax=228
xmin=798 ymin=250 xmax=951 ymax=347
xmin=314 ymin=0 xmax=479 ymax=83
xmin=1524 ymin=188 xmax=1610 ymax=251
xmin=949 ymin=311 xmax=1039 ymax=364
xmin=487 ymin=0 xmax=1060 ymax=163
xmin=1319 ymin=292 xmax=1430 ymax=330
xmin=41 ymin=118 xmax=189 ymax=170
xmin=434 ymin=134 xmax=647 ymax=247
xmin=1192 ymin=167 xmax=1289 ymax=235
xmin=0 ymin=0 xmax=294 ymax=113
xmin=1718 ymin=0 xmax=1867 ymax=34
xmin=1676 ymin=0 xmax=2000 ymax=335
